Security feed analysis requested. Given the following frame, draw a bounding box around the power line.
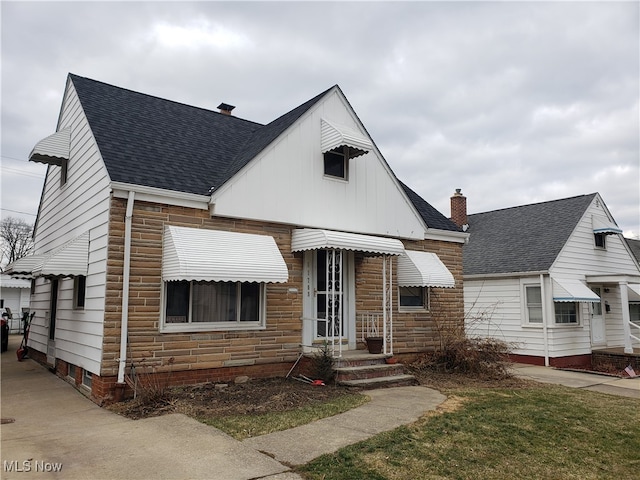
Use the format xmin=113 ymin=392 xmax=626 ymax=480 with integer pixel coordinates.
xmin=0 ymin=208 xmax=37 ymax=216
xmin=1 ymin=166 xmax=45 ymax=179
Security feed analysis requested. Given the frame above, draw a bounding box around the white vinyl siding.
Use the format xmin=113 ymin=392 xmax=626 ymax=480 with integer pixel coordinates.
xmin=551 ymin=198 xmax=640 ymax=279
xmin=210 ymin=89 xmax=426 ymax=240
xmin=27 ymin=80 xmax=111 ymax=376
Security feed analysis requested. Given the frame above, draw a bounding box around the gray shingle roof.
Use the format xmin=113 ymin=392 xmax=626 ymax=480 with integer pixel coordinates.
xmin=626 ymin=238 xmax=640 ymax=263
xmin=69 ymin=74 xmax=453 ymax=231
xmin=464 ymin=194 xmax=597 ymax=275
xmin=70 ymin=74 xmax=326 ymax=195
xmin=399 ymin=182 xmax=461 ymax=232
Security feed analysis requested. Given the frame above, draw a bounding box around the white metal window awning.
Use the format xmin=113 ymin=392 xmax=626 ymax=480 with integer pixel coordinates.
xmin=291 ymin=228 xmax=405 ymax=256
xmin=397 ymin=250 xmax=455 ymax=288
xmin=162 ymin=226 xmax=288 ymax=283
xmin=552 ymin=278 xmax=600 ymax=302
xmin=5 ymin=231 xmax=89 ymax=278
xmin=29 ymin=127 xmax=71 ymax=166
xmin=628 ymin=285 xmax=640 ymax=302
xmin=321 ymin=119 xmax=373 ymax=159
xmin=592 ymin=216 xmax=623 ymax=235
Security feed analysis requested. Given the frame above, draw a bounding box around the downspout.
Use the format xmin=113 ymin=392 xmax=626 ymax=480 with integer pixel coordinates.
xmin=540 ymin=274 xmax=550 ymax=367
xmin=117 ymin=191 xmax=135 ymax=385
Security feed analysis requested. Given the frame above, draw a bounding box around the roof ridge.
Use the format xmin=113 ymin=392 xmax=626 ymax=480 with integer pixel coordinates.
xmin=68 ymin=73 xmax=263 ymax=128
xmin=468 ymin=192 xmax=598 ymax=217
xmin=213 ymin=85 xmax=336 ymax=190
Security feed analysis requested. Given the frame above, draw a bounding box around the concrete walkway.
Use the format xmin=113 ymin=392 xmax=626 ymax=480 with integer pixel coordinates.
xmin=0 ymin=335 xmax=445 ymax=479
xmin=511 ymin=363 xmax=640 ymax=399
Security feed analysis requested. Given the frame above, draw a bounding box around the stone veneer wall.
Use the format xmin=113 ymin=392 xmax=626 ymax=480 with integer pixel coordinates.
xmin=354 ymin=238 xmax=465 ymax=354
xmin=90 ymin=197 xmax=464 ymax=401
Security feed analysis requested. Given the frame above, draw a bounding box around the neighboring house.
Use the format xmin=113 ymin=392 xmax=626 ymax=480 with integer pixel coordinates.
xmin=0 ymin=274 xmax=31 ymax=332
xmin=626 ymin=238 xmax=640 ymax=326
xmin=6 ymin=74 xmax=467 ymax=402
xmin=453 ymin=191 xmax=640 ymax=368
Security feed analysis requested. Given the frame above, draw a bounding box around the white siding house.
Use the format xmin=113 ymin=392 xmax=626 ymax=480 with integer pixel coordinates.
xmin=458 ymin=191 xmax=640 ymax=367
xmin=7 ymin=74 xmax=467 ymax=402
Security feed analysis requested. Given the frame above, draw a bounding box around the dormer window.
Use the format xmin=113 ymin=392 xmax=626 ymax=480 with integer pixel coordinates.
xmin=320 ymin=118 xmax=372 ymax=182
xmin=324 ymin=147 xmax=348 ymax=180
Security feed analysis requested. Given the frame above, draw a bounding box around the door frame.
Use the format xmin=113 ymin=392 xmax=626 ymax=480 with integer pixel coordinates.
xmin=302 ymin=249 xmax=356 ymax=352
xmin=590 ymin=285 xmax=606 ymax=346
xmin=47 ymin=278 xmax=59 ymax=366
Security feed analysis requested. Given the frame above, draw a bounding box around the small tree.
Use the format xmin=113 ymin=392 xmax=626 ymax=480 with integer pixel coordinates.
xmin=0 ymin=217 xmax=34 ymax=270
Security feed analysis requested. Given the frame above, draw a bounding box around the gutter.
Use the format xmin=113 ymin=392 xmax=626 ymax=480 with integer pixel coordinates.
xmin=117 ymin=191 xmax=135 ymax=385
xmin=541 ymin=273 xmax=550 ymax=367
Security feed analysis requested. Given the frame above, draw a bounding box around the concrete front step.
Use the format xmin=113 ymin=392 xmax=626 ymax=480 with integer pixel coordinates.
xmin=335 ymin=363 xmax=406 ymax=381
xmin=337 ymin=374 xmax=417 ymax=388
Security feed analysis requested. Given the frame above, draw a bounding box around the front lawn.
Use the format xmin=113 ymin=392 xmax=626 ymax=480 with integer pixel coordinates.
xmin=297 ymin=384 xmax=639 ymax=480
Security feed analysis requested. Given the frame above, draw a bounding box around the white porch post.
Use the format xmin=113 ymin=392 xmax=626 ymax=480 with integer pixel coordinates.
xmin=382 ymin=254 xmax=393 ymax=355
xmin=540 ymin=274 xmax=550 ymax=367
xmin=620 ymin=281 xmax=633 ymax=353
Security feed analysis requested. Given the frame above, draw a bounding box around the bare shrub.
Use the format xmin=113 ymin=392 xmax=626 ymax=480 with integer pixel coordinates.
xmin=411 ymin=336 xmax=513 ymax=379
xmin=413 ymin=289 xmax=515 ymax=380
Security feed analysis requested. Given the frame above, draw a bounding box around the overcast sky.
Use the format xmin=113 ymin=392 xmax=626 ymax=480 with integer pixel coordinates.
xmin=2 ymin=1 xmax=638 ymax=239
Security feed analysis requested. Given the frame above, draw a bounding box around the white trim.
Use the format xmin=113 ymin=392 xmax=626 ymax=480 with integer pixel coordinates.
xmin=424 ymin=229 xmax=469 ymax=244
xmin=111 ymin=182 xmax=210 ymax=210
xmin=160 ymin=282 xmax=266 ymax=333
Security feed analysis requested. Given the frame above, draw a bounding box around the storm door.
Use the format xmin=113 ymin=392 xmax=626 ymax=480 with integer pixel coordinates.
xmin=315 ymin=249 xmax=344 ymax=339
xmin=590 ymin=286 xmax=606 ymax=346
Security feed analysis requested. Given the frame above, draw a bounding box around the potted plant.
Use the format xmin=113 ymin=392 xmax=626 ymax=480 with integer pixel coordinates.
xmin=362 ymin=313 xmax=384 ymax=354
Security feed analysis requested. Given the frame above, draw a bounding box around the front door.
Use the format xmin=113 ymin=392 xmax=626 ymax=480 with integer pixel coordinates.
xmin=590 ymin=286 xmax=606 ymax=346
xmin=302 ymin=249 xmax=355 ymax=351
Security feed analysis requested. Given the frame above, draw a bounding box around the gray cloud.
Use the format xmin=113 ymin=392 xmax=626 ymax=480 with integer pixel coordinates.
xmin=2 ymin=1 xmax=638 ymax=237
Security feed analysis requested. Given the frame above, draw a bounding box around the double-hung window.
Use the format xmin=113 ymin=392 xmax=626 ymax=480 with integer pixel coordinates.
xmin=554 ymin=302 xmax=578 ymax=324
xmin=165 ymin=280 xmax=263 ymax=329
xmin=525 ymin=285 xmax=543 ymax=324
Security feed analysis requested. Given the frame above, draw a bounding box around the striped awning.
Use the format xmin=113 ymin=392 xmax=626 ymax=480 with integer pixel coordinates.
xmin=397 ymin=250 xmax=455 ymax=288
xmin=162 ymin=226 xmax=288 ymax=283
xmin=291 ymin=229 xmax=405 ymax=256
xmin=321 ymin=119 xmax=373 ymax=159
xmin=592 ymin=216 xmax=622 ymax=235
xmin=5 ymin=232 xmax=89 ymax=278
xmin=29 ymin=127 xmax=71 ymax=166
xmin=552 ymin=278 xmax=600 ymax=303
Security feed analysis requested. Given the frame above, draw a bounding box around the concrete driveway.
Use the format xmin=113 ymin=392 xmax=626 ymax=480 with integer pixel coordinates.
xmin=1 ymin=335 xmax=294 ymax=480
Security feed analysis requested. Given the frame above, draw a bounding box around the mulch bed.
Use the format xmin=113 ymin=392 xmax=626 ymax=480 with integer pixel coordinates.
xmin=107 ymin=377 xmax=362 ymax=420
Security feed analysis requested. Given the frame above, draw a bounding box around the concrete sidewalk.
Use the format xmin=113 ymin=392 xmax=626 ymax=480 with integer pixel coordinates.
xmin=511 ymin=363 xmax=640 ymax=399
xmin=1 ymin=335 xmax=445 ymax=479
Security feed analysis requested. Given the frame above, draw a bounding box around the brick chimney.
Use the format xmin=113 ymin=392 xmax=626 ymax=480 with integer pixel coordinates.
xmin=217 ymin=102 xmax=235 ymax=116
xmin=450 ymin=189 xmax=467 ymax=228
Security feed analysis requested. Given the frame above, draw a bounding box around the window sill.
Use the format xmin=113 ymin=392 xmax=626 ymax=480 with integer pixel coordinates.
xmin=521 ymin=323 xmax=583 ymax=329
xmin=323 ymin=174 xmax=349 ymax=183
xmin=160 ymin=323 xmax=266 ymax=334
xmin=398 ymin=307 xmax=429 ymax=313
